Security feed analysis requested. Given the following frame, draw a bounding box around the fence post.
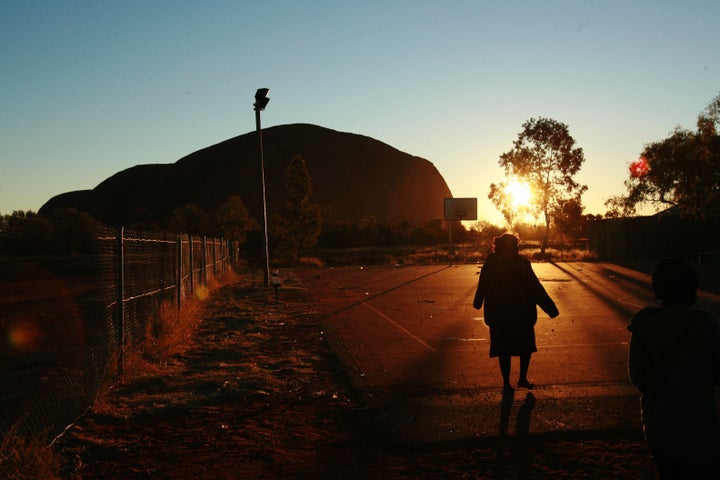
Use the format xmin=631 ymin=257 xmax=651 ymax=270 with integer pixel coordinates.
xmin=213 ymin=237 xmax=217 ymax=280
xmin=223 ymin=238 xmax=228 ymax=275
xmin=231 ymin=239 xmax=236 ymax=267
xmin=117 ymin=226 xmax=125 ymax=374
xmin=176 ymin=235 xmax=182 ymax=309
xmin=188 ymin=234 xmax=194 ymax=294
xmin=201 ymin=236 xmax=207 ymax=285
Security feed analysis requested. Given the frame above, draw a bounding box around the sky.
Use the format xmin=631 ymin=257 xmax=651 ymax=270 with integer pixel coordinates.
xmin=1 ymin=0 xmax=719 ymax=225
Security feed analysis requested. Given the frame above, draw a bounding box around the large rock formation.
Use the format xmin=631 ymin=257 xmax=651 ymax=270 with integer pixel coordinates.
xmin=41 ymin=124 xmax=452 ymax=227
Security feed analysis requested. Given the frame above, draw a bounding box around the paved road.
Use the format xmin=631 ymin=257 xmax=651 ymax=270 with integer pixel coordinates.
xmin=297 ymin=262 xmax=720 ymax=444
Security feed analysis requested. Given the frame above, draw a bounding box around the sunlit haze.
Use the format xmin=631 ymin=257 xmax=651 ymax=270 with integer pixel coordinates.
xmin=1 ymin=1 xmax=718 ymax=225
xmin=506 ymin=180 xmax=532 ymax=210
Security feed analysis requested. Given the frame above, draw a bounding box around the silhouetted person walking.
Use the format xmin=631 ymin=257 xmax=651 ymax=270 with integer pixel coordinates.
xmin=628 ymin=258 xmax=720 ymax=478
xmin=473 ymin=233 xmax=559 ymax=392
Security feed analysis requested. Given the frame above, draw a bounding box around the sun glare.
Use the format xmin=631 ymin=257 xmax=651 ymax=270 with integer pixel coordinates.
xmin=505 ymin=180 xmax=532 ymax=209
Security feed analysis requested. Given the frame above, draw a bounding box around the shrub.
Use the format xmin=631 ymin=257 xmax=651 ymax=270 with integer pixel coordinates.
xmin=0 ymin=423 xmax=60 ymax=480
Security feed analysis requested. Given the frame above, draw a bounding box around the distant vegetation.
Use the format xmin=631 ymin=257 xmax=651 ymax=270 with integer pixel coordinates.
xmin=484 ymin=92 xmax=720 ymax=260
xmin=489 ymin=117 xmax=587 ymax=256
xmin=606 ymin=92 xmax=720 ymax=221
xmin=1 ymin=204 xmax=598 ymax=266
xmin=0 ymin=208 xmax=99 ymax=256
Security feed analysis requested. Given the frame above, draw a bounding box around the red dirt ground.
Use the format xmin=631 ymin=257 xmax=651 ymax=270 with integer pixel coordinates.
xmin=54 ymin=272 xmax=658 ymax=479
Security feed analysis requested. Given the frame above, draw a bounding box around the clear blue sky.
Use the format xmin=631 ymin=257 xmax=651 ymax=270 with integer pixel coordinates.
xmin=2 ymin=0 xmax=718 ymax=224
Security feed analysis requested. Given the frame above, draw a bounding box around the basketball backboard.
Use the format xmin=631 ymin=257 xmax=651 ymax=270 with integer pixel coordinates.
xmin=443 ymin=197 xmax=477 ymax=221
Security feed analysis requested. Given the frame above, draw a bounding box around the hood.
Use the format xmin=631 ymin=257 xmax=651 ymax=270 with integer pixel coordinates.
xmin=627 ymin=304 xmax=694 ymax=345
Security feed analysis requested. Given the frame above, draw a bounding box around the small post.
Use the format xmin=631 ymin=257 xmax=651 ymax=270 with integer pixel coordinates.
xmin=176 ymin=235 xmax=182 ymax=309
xmin=271 ymin=269 xmax=281 ymax=301
xmin=188 ymin=234 xmax=194 ymax=294
xmin=212 ymin=237 xmax=217 ymax=279
xmin=448 ymin=220 xmax=454 ymax=266
xmin=201 ymin=236 xmax=207 ymax=285
xmin=117 ymin=226 xmax=125 ymax=374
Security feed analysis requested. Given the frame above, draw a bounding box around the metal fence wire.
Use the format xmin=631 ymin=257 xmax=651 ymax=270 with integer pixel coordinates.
xmin=0 ymin=222 xmax=238 ymax=440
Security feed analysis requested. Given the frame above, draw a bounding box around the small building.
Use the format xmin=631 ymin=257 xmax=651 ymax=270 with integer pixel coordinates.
xmin=586 ymin=207 xmax=720 ymax=265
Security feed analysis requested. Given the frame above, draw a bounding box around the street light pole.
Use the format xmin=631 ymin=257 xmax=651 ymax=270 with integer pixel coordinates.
xmin=254 ymin=88 xmax=270 ymax=286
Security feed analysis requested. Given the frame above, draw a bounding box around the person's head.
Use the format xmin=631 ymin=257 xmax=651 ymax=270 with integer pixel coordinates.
xmin=493 ymin=233 xmax=519 ymax=256
xmin=652 ymin=258 xmax=699 ymax=306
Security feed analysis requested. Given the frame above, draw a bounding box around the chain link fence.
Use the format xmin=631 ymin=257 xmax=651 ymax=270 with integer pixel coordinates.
xmin=1 ymin=221 xmax=238 ymax=440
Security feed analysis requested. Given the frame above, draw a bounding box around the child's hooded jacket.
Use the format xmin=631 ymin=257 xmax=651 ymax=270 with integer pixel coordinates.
xmin=628 ymin=303 xmax=720 ymax=463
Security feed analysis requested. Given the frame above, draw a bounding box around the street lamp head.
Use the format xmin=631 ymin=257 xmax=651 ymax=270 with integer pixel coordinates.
xmin=254 ymin=88 xmax=270 ymax=111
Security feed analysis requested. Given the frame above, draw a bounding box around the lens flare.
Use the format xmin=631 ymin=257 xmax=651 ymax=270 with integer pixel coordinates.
xmin=194 ymin=285 xmax=209 ymax=301
xmin=629 ymin=157 xmax=649 ymax=178
xmin=7 ymin=320 xmax=43 ymax=351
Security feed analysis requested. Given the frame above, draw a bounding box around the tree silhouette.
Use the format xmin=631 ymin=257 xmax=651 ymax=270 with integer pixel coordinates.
xmin=553 ymin=197 xmax=585 ymax=244
xmin=271 ymin=154 xmax=321 ymax=262
xmin=606 ymin=93 xmax=720 ymax=221
xmin=166 ymin=203 xmax=209 ymax=236
xmin=211 ymin=195 xmax=252 ymax=242
xmin=490 ymin=117 xmax=587 ymax=255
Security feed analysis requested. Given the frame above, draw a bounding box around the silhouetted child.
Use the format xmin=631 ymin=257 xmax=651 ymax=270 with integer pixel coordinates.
xmin=628 ymin=258 xmax=720 ymax=478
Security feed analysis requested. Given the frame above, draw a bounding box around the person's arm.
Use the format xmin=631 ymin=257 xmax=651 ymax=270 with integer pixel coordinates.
xmin=710 ymin=315 xmax=720 ymax=386
xmin=527 ymin=262 xmax=559 ymax=318
xmin=628 ymin=332 xmax=647 ymax=393
xmin=473 ymin=268 xmax=486 ymax=310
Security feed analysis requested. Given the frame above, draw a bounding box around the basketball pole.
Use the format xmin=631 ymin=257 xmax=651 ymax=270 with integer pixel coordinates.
xmin=448 ymin=220 xmax=454 ymax=266
xmin=443 ymin=197 xmax=477 ymax=267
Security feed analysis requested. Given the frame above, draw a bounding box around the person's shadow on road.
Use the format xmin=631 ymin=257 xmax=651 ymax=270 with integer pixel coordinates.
xmin=517 ymin=392 xmax=536 ymax=435
xmin=515 ymin=392 xmax=536 ymax=478
xmin=493 ymin=391 xmax=536 ymax=479
xmin=499 ymin=388 xmax=514 ymax=437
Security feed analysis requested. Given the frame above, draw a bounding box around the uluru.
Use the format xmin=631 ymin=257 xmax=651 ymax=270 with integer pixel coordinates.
xmin=40 ymin=124 xmax=452 ymax=228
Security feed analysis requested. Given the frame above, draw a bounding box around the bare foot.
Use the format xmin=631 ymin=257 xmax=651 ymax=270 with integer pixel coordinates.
xmin=518 ymin=379 xmax=535 ymax=389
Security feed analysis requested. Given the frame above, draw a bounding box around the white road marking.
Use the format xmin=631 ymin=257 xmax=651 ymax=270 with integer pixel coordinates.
xmin=324 ymin=273 xmax=437 ymax=353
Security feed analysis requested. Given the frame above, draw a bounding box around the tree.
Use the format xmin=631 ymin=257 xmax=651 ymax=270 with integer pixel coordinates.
xmin=1 ymin=210 xmax=53 ymax=254
xmin=490 ymin=117 xmax=587 ymax=255
xmin=488 ymin=182 xmax=532 ymax=227
xmin=606 ymin=93 xmax=720 ymax=221
xmin=471 ymin=220 xmax=506 ymax=241
xmin=272 ymin=154 xmax=321 ymax=262
xmin=553 ymin=197 xmax=585 ymax=242
xmin=166 ymin=203 xmax=209 ymax=235
xmin=211 ymin=195 xmax=252 ymax=242
xmin=45 ymin=207 xmax=98 ymax=253
xmin=357 ymin=215 xmax=380 ymax=246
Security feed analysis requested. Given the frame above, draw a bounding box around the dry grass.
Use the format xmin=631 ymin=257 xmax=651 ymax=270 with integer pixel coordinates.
xmin=407 ymin=247 xmax=486 ymax=265
xmin=310 ymin=244 xmax=598 ymax=266
xmin=298 ymin=256 xmax=325 ymax=268
xmin=145 ymin=296 xmax=204 ymax=357
xmin=1 ymin=269 xmax=239 ymax=480
xmin=107 ymin=270 xmax=240 ymax=393
xmin=527 ymin=247 xmax=600 ymax=261
xmin=114 ymin=292 xmax=209 ymax=394
xmin=0 ymin=423 xmax=59 ymax=480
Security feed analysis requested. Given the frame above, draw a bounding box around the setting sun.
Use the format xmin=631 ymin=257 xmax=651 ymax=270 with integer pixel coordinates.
xmin=505 ymin=180 xmax=532 ymax=209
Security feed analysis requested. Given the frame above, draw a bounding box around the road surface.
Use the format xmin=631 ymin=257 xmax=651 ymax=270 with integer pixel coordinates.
xmin=297 ymin=262 xmax=720 ymax=444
